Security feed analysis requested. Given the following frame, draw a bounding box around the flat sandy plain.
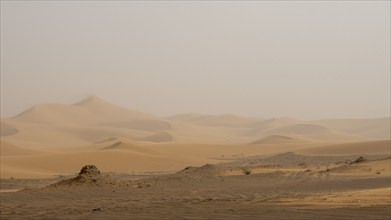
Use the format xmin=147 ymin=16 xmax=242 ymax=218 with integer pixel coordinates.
xmin=1 ymin=96 xmax=390 ymax=219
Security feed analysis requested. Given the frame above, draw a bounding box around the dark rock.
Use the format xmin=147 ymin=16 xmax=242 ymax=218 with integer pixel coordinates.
xmin=350 ymin=156 xmax=366 ymax=164
xmin=49 ymin=165 xmax=105 ymax=187
xmin=79 ymin=165 xmax=101 ymax=175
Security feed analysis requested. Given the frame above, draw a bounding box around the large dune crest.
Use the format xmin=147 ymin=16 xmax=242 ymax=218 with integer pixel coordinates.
xmin=73 ymin=95 xmax=157 ymax=122
xmin=9 ymin=96 xmax=155 ymax=125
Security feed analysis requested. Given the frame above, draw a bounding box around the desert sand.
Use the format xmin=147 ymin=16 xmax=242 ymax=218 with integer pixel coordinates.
xmin=1 ymin=96 xmax=390 ymax=219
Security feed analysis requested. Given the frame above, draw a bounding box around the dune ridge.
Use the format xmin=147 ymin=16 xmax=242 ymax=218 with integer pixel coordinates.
xmin=0 ymin=140 xmax=43 ymax=156
xmin=250 ymin=135 xmax=303 ymax=145
xmin=1 ymin=96 xmax=390 ymax=179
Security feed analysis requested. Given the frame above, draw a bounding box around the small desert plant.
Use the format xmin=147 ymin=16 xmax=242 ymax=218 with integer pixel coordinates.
xmin=324 ymin=164 xmax=330 ymax=172
xmin=319 ymin=168 xmax=330 ymax=174
xmin=242 ymin=168 xmax=252 ymax=175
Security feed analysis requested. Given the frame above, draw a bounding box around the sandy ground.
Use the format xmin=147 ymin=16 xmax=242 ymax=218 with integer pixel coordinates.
xmin=1 ymin=153 xmax=390 ymax=219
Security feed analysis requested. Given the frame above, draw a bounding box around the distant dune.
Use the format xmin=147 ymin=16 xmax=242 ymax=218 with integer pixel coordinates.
xmin=166 ymin=113 xmax=205 ymax=121
xmin=93 ymin=137 xmax=123 ymax=144
xmin=0 ymin=140 xmax=43 ymax=156
xmin=73 ymin=96 xmax=156 ymax=122
xmin=250 ymin=135 xmax=303 ymax=145
xmin=0 ymin=121 xmax=18 ymax=137
xmin=1 ymin=96 xmax=389 ymax=149
xmin=268 ymin=124 xmax=330 ymax=135
xmin=9 ymin=96 xmax=155 ymax=125
xmin=297 ymin=140 xmax=391 ymax=155
xmin=100 ymin=141 xmax=158 ymax=156
xmin=139 ymin=131 xmax=174 ymax=143
xmin=100 ymin=141 xmax=138 ymax=150
xmin=311 ymin=118 xmax=391 ymax=140
xmin=101 ymin=119 xmax=172 ymax=132
xmin=167 ymin=113 xmax=263 ymax=128
xmin=1 ymin=96 xmax=390 ymax=179
xmin=246 ymin=117 xmax=300 ymax=135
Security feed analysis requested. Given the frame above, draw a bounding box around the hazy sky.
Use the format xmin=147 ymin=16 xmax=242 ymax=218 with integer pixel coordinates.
xmin=1 ymin=1 xmax=390 ymax=119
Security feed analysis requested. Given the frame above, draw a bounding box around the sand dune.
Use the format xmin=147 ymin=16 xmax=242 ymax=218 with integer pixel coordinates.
xmin=297 ymin=140 xmax=391 ymax=155
xmin=312 ymin=118 xmax=391 ymax=140
xmin=0 ymin=149 xmax=204 ymax=179
xmin=100 ymin=141 xmax=159 ymax=156
xmin=3 ymin=138 xmax=388 ymax=179
xmin=1 ymin=96 xmax=390 ymax=180
xmin=0 ymin=140 xmax=43 ymax=156
xmin=267 ymin=123 xmax=331 ymax=135
xmin=0 ymin=141 xmax=319 ymax=179
xmin=0 ymin=121 xmax=18 ymax=137
xmin=249 ymin=135 xmax=303 ymax=145
xmin=72 ymin=95 xmax=156 ymax=122
xmin=0 ymin=123 xmax=151 ymax=148
xmin=9 ymin=96 xmax=155 ymax=125
xmin=167 ymin=113 xmax=263 ymax=128
xmin=139 ymin=131 xmax=174 ymax=143
xmin=1 ymin=97 xmax=388 ymax=149
xmin=166 ymin=113 xmax=205 ymax=121
xmin=100 ymin=141 xmax=139 ymax=150
xmin=257 ymin=123 xmax=367 ymax=143
xmin=246 ymin=117 xmax=300 ymax=135
xmin=9 ymin=104 xmax=102 ymax=125
xmin=93 ymin=136 xmax=136 ymax=145
xmin=101 ymin=119 xmax=172 ymax=132
xmin=93 ymin=136 xmax=123 ymax=144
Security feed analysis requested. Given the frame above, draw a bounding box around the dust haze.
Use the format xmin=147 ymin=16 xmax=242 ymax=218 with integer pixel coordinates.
xmin=1 ymin=1 xmax=390 ymax=220
xmin=1 ymin=1 xmax=389 ymax=119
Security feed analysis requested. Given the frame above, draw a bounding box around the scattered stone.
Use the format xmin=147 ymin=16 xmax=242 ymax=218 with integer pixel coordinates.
xmin=350 ymin=156 xmax=366 ymax=164
xmin=92 ymin=208 xmax=102 ymax=212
